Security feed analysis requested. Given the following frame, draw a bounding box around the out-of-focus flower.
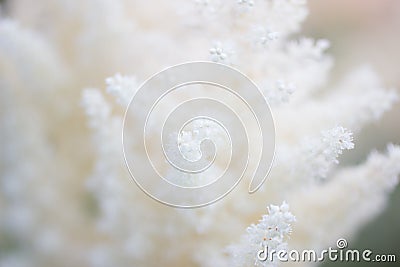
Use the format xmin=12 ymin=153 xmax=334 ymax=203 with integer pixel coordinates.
xmin=0 ymin=0 xmax=399 ymax=266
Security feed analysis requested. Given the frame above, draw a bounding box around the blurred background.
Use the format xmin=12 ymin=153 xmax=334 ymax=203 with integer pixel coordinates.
xmin=0 ymin=0 xmax=399 ymax=266
xmin=303 ymin=0 xmax=400 ymax=266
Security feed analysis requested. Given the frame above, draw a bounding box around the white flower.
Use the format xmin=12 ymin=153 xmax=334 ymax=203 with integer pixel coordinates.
xmin=105 ymin=73 xmax=138 ymax=106
xmin=164 ymin=118 xmax=230 ymax=188
xmin=1 ymin=1 xmax=399 ymax=266
xmin=209 ymin=41 xmax=235 ymax=65
xmin=288 ymin=145 xmax=400 ymax=251
xmin=228 ymin=201 xmax=295 ymax=267
xmin=260 ymin=29 xmax=279 ymax=45
xmin=263 ymin=79 xmax=296 ymax=104
xmin=81 ymin=88 xmax=111 ymax=128
xmin=321 ymin=126 xmax=355 ymax=162
xmin=301 ymin=126 xmax=355 ymax=180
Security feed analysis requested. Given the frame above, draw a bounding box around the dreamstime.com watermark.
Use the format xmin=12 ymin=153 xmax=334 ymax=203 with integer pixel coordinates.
xmin=257 ymin=238 xmax=397 ymax=263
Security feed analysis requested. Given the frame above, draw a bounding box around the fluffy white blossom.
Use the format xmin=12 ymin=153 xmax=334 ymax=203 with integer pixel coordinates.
xmin=228 ymin=202 xmax=296 ymax=267
xmin=105 ymin=73 xmax=138 ymax=106
xmin=209 ymin=41 xmax=236 ymax=65
xmin=1 ymin=0 xmax=399 ymax=267
xmin=299 ymin=126 xmax=355 ymax=180
xmin=252 ymin=26 xmax=280 ymax=47
xmin=263 ymin=79 xmax=296 ymax=104
xmin=288 ymin=144 xmax=400 ymax=255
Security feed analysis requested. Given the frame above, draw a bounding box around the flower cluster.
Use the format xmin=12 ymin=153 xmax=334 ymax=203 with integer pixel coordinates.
xmin=228 ymin=202 xmax=296 ymax=267
xmin=0 ymin=0 xmax=399 ymax=267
